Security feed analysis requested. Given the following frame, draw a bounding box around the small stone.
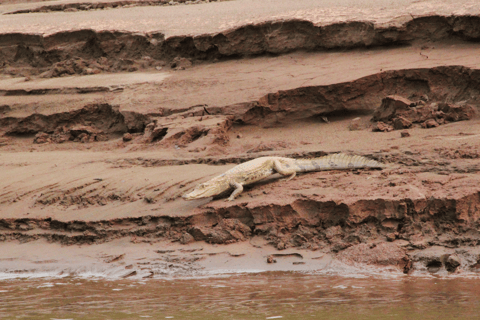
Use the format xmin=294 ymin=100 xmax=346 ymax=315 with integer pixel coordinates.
xmin=421 ymin=119 xmax=439 ymax=128
xmin=400 ymin=130 xmax=410 ymax=138
xmin=386 ymin=233 xmax=397 ymax=242
xmin=439 ymin=103 xmax=476 ymax=121
xmin=372 ymin=95 xmax=414 ymax=122
xmin=267 ymin=255 xmax=277 ymax=264
xmin=446 ymin=254 xmax=461 ymax=272
xmin=53 ymin=134 xmax=70 ymax=143
xmin=348 ymin=123 xmax=360 ymax=131
xmin=179 ymin=232 xmax=195 ymax=245
xmin=372 ymin=121 xmax=394 ymax=132
xmin=393 ymin=116 xmax=412 ymax=129
xmin=170 ymin=57 xmax=192 ymax=69
xmin=277 ymin=241 xmax=285 ymax=250
xmin=236 ymin=134 xmax=242 ymax=139
xmin=348 ymin=117 xmax=361 ymax=131
xmin=96 ymin=133 xmax=109 ymax=142
xmin=33 ymin=132 xmax=51 ymax=144
xmin=123 ymin=132 xmax=133 ymax=142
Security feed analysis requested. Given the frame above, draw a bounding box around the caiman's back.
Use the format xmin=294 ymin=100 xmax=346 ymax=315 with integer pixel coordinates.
xmin=222 ymin=156 xmax=286 ymax=185
xmin=292 ymin=153 xmax=385 ymax=172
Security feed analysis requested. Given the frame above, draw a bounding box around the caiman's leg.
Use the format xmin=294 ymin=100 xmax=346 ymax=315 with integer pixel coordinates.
xmin=227 ymin=181 xmax=243 ymax=201
xmin=273 ymin=160 xmax=296 ymax=181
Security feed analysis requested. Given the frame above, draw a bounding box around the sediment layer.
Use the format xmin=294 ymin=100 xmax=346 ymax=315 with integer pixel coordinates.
xmin=2 ymin=65 xmax=479 ymax=133
xmin=3 ymin=15 xmax=480 ymax=77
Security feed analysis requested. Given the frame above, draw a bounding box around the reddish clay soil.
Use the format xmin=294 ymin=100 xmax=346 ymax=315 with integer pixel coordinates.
xmin=1 ymin=3 xmax=480 ymax=278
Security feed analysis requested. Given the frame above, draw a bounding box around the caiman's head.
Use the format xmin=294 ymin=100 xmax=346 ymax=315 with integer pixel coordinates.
xmin=183 ymin=178 xmax=229 ymax=200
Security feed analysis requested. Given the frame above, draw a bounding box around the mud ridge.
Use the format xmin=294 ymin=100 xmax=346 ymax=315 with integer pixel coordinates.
xmin=3 ymin=15 xmax=480 ymax=77
xmin=5 ymin=0 xmax=217 ymax=15
xmin=0 ymin=215 xmax=180 ymax=245
xmin=2 ymin=66 xmax=478 ymax=147
xmin=0 ymin=86 xmax=123 ymax=96
xmin=2 ymin=189 xmax=480 ymax=272
xmin=239 ymin=65 xmax=480 ymax=126
xmin=0 ymin=103 xmax=150 ymax=136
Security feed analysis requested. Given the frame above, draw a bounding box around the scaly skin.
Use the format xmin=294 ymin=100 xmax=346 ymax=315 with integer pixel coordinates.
xmin=183 ymin=153 xmax=385 ymax=201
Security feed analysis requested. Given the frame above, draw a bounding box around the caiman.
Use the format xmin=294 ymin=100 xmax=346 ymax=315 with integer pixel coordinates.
xmin=183 ymin=153 xmax=385 ymax=201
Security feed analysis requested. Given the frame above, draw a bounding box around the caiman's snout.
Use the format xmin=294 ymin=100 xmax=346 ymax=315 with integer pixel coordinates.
xmin=182 ymin=192 xmax=195 ymax=201
xmin=182 ymin=183 xmax=207 ymax=200
xmin=182 ymin=182 xmax=219 ymax=200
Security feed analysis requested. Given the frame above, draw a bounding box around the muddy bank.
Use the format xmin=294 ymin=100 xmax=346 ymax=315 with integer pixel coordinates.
xmin=1 ymin=61 xmax=480 ymax=279
xmin=2 ymin=5 xmax=480 ymax=278
xmin=1 ymin=66 xmax=478 ymax=142
xmin=1 ymin=65 xmax=479 ymax=276
xmin=0 ymin=103 xmax=150 ymax=136
xmin=1 ymin=131 xmax=480 ymax=275
xmin=3 ymin=15 xmax=480 ymax=78
xmin=1 ymin=179 xmax=480 ymax=274
xmin=246 ymin=65 xmax=480 ymax=126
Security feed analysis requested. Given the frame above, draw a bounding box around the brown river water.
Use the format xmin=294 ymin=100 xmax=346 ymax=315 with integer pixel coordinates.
xmin=2 ymin=272 xmax=480 ymax=320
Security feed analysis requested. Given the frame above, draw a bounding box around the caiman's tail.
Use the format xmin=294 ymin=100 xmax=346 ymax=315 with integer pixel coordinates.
xmin=293 ymin=153 xmax=386 ymax=172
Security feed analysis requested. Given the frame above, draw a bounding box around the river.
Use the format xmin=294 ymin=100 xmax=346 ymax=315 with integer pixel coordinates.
xmin=2 ymin=272 xmax=480 ymax=319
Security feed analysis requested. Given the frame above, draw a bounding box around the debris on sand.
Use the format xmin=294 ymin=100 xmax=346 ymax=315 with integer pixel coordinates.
xmin=372 ymin=95 xmax=475 ymax=131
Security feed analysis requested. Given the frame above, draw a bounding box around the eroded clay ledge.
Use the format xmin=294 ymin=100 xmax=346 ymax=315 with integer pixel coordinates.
xmin=1 ymin=187 xmax=480 ymax=273
xmin=2 ymin=65 xmax=478 ymax=140
xmin=3 ymin=15 xmax=480 ymax=77
xmin=5 ymin=0 xmax=217 ymax=15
